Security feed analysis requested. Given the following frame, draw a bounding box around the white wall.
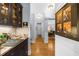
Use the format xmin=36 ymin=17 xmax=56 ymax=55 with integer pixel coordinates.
xmin=55 ymin=3 xmax=66 ymax=13
xmin=55 ymin=3 xmax=79 ymax=56
xmin=21 ymin=3 xmax=30 ymax=22
xmin=43 ymin=19 xmax=48 ymax=43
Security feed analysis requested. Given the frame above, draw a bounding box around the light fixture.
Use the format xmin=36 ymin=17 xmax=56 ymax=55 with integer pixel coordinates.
xmin=48 ymin=4 xmax=53 ymax=11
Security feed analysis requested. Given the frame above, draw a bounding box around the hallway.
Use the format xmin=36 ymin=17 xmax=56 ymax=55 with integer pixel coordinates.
xmin=31 ymin=35 xmax=55 ymax=56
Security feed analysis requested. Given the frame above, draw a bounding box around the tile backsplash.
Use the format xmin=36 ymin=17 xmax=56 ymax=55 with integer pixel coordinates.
xmin=0 ymin=25 xmax=29 ymax=37
xmin=0 ymin=26 xmax=14 ymax=34
xmin=16 ymin=26 xmax=29 ymax=37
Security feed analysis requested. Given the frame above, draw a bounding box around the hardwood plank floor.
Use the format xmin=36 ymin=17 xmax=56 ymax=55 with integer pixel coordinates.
xmin=31 ymin=35 xmax=55 ymax=56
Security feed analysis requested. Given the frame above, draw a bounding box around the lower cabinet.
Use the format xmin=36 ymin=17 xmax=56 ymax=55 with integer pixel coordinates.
xmin=3 ymin=39 xmax=28 ymax=56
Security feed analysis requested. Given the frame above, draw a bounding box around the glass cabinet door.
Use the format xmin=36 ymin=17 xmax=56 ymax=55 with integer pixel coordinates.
xmin=57 ymin=11 xmax=62 ymax=23
xmin=56 ymin=10 xmax=63 ymax=32
xmin=63 ymin=21 xmax=71 ymax=34
xmin=1 ymin=3 xmax=9 ymax=24
xmin=17 ymin=4 xmax=22 ymax=27
xmin=63 ymin=5 xmax=72 ymax=34
xmin=12 ymin=4 xmax=18 ymax=26
xmin=63 ymin=6 xmax=71 ymax=21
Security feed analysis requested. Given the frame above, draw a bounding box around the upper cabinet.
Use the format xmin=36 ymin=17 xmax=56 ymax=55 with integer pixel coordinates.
xmin=55 ymin=3 xmax=79 ymax=41
xmin=0 ymin=3 xmax=22 ymax=27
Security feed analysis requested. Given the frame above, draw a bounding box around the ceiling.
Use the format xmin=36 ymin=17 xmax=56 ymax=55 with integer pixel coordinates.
xmin=21 ymin=3 xmax=55 ymax=21
xmin=30 ymin=3 xmax=55 ymax=18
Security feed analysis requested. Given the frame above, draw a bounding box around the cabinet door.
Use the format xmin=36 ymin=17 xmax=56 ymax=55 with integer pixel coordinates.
xmin=0 ymin=4 xmax=3 ymax=24
xmin=0 ymin=3 xmax=13 ymax=26
xmin=3 ymin=39 xmax=28 ymax=56
xmin=17 ymin=4 xmax=22 ymax=27
xmin=56 ymin=10 xmax=63 ymax=33
xmin=0 ymin=3 xmax=10 ymax=25
xmin=11 ymin=3 xmax=22 ymax=27
xmin=63 ymin=5 xmax=72 ymax=34
xmin=11 ymin=4 xmax=18 ymax=27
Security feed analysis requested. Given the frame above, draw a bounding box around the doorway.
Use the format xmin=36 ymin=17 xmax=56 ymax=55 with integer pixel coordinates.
xmin=36 ymin=23 xmax=42 ymax=36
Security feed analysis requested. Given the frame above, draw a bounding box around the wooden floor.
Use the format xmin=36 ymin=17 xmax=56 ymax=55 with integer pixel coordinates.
xmin=31 ymin=35 xmax=55 ymax=56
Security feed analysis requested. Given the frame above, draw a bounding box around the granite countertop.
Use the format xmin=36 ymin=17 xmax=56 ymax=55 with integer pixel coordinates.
xmin=0 ymin=37 xmax=28 ymax=56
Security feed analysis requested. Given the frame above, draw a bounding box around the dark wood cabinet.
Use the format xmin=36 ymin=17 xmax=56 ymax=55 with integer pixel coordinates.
xmin=0 ymin=3 xmax=22 ymax=27
xmin=55 ymin=3 xmax=79 ymax=41
xmin=17 ymin=4 xmax=22 ymax=27
xmin=3 ymin=39 xmax=28 ymax=56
